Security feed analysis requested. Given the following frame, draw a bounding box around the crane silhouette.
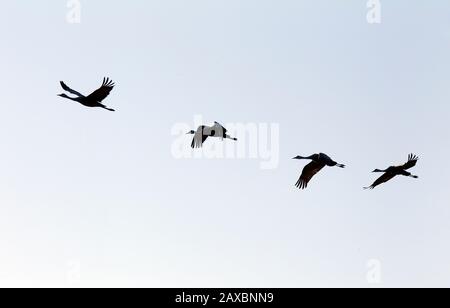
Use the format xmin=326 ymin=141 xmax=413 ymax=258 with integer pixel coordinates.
xmin=364 ymin=154 xmax=419 ymax=190
xmin=187 ymin=122 xmax=237 ymax=148
xmin=58 ymin=78 xmax=116 ymax=112
xmin=293 ymin=153 xmax=345 ymax=189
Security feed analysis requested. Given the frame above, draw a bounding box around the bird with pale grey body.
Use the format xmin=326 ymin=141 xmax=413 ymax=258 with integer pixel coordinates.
xmin=187 ymin=122 xmax=237 ymax=149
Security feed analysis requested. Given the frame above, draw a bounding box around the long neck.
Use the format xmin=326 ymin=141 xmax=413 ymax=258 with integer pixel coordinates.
xmin=295 ymin=155 xmax=316 ymax=161
xmin=60 ymin=94 xmax=79 ymax=102
xmin=305 ymin=155 xmax=316 ymax=160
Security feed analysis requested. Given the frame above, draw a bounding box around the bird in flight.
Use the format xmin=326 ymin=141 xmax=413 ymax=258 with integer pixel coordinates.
xmin=58 ymin=78 xmax=116 ymax=112
xmin=364 ymin=154 xmax=419 ymax=190
xmin=187 ymin=122 xmax=237 ymax=148
xmin=293 ymin=153 xmax=345 ymax=189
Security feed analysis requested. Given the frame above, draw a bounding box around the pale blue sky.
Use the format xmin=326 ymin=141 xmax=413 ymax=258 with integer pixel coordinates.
xmin=0 ymin=1 xmax=450 ymax=287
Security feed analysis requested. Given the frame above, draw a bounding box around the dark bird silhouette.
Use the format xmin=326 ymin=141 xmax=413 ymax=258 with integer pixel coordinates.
xmin=364 ymin=154 xmax=419 ymax=190
xmin=187 ymin=122 xmax=237 ymax=148
xmin=58 ymin=78 xmax=116 ymax=111
xmin=293 ymin=153 xmax=345 ymax=189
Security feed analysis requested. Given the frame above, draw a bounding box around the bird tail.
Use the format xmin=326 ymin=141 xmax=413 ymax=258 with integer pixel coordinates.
xmin=336 ymin=164 xmax=345 ymax=168
xmin=98 ymin=103 xmax=115 ymax=112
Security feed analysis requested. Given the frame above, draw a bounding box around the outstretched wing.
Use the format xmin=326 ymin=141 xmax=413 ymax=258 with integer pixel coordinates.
xmin=318 ymin=153 xmax=332 ymax=162
xmin=401 ymin=154 xmax=419 ymax=170
xmin=364 ymin=173 xmax=396 ymax=190
xmin=295 ymin=161 xmax=325 ymax=189
xmin=60 ymin=81 xmax=84 ymax=97
xmin=191 ymin=127 xmax=208 ymax=148
xmin=86 ymin=77 xmax=115 ymax=102
xmin=212 ymin=121 xmax=227 ymax=136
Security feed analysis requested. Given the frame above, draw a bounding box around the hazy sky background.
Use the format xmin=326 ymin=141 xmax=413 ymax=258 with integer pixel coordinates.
xmin=0 ymin=1 xmax=450 ymax=287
